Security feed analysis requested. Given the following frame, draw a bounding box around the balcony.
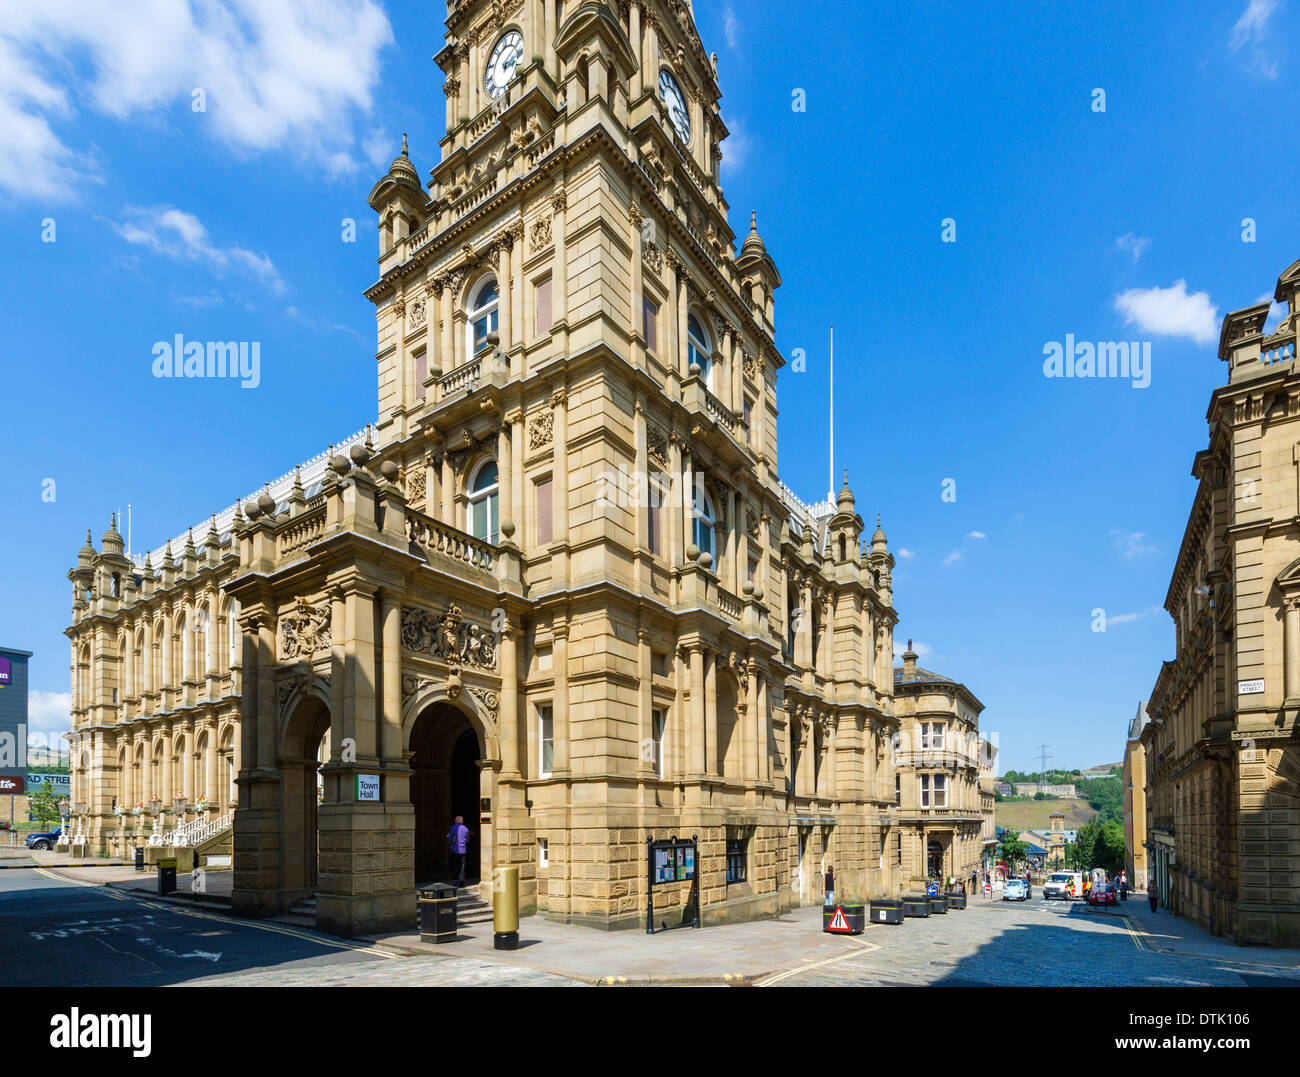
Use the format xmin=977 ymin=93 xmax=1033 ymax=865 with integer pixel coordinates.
xmin=405 ymin=508 xmax=497 ymax=576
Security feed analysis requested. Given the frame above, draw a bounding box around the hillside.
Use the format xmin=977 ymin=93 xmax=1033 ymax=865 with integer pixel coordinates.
xmin=995 ymin=798 xmax=1097 ymax=833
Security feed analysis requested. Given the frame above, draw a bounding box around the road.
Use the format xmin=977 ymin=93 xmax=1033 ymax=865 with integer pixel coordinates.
xmin=759 ymin=895 xmax=1300 ymax=987
xmin=0 ymin=869 xmax=576 ymax=987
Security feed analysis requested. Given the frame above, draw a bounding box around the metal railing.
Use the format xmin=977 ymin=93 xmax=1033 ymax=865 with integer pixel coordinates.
xmin=162 ymin=809 xmax=233 ymax=848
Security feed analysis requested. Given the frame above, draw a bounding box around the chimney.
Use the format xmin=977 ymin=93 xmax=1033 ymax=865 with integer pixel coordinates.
xmin=902 ymin=638 xmax=918 ymax=679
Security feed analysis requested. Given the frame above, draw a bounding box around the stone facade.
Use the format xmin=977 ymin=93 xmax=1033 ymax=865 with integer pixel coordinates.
xmin=1143 ymin=258 xmax=1300 ymax=946
xmin=892 ymin=644 xmax=995 ymax=889
xmin=1123 ymin=702 xmax=1148 ymax=888
xmin=64 ymin=0 xmax=905 ymax=936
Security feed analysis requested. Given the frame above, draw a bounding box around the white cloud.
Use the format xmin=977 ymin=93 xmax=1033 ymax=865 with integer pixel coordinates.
xmin=28 ymin=691 xmax=72 ymax=736
xmin=964 ymin=530 xmax=987 ymax=540
xmin=1113 ymin=280 xmax=1219 ymax=345
xmin=724 ymin=5 xmax=740 ymax=48
xmin=1231 ymin=0 xmax=1277 ymax=49
xmin=720 ymin=116 xmax=751 ymax=177
xmin=1107 ymin=607 xmax=1159 ymax=626
xmin=0 ymin=1 xmax=394 ymax=201
xmin=1229 ymin=0 xmax=1280 ymax=78
xmin=1110 ymin=528 xmax=1158 ymax=560
xmin=1116 ymin=232 xmax=1152 ymax=262
xmin=896 ymin=547 xmax=915 ymax=559
xmin=942 ymin=549 xmax=964 ymax=566
xmin=109 ymin=205 xmax=284 ymax=293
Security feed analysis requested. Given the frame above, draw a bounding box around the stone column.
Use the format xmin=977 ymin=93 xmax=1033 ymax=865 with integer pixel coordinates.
xmin=124 ymin=627 xmax=135 ymax=701
xmin=204 ymin=728 xmax=217 ymax=808
xmin=161 ymin=723 xmax=174 ymax=807
xmin=344 ymin=585 xmax=378 ymax=763
xmin=629 ymin=2 xmax=643 ymax=98
xmin=380 ymin=595 xmax=402 ymax=763
xmin=689 ymin=644 xmax=706 ymax=777
xmin=497 ymin=422 xmax=513 ymax=533
xmin=161 ymin=605 xmax=174 ymax=707
xmin=440 ymin=450 xmax=454 ymax=524
xmin=544 ymin=0 xmax=557 ymax=75
xmin=676 ymin=263 xmax=689 ymax=380
xmin=551 ymin=188 xmax=568 ymax=352
xmin=726 ymin=486 xmax=738 ymax=592
xmin=498 ymin=237 xmax=513 ymax=357
xmin=1287 ymin=598 xmax=1300 ymax=701
xmin=499 ymin=618 xmax=520 ymax=779
xmin=509 ymin=412 xmax=525 ymax=543
xmin=758 ymin=674 xmax=770 ymax=784
xmin=668 ymin=434 xmax=684 ymax=569
xmin=551 ymin=389 xmax=569 ymax=580
xmin=704 ymin=649 xmax=718 ymax=776
xmin=552 ymin=624 xmax=570 ymax=776
xmin=629 ymin=203 xmax=646 ymax=370
xmin=682 ymin=448 xmax=694 ymax=555
xmin=637 ymin=626 xmax=653 ymax=777
xmin=744 ymin=659 xmax=759 ymax=785
xmin=143 ymin=618 xmax=154 ymax=698
xmin=439 ymin=277 xmax=454 ymax=376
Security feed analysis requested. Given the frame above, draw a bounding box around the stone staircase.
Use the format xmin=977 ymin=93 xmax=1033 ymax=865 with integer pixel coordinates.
xmin=286 ymin=886 xmax=494 ymax=930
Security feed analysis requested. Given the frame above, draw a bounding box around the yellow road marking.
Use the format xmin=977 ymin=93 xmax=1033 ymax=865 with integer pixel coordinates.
xmin=756 ymin=936 xmax=879 ymax=987
xmin=35 ymin=869 xmax=397 ymax=960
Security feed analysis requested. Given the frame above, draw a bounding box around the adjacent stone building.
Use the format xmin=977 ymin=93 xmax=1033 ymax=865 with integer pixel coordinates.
xmin=892 ymin=643 xmax=995 ymax=888
xmin=1143 ymin=259 xmax=1300 ymax=946
xmin=64 ymin=0 xmax=905 ymax=936
xmin=1123 ymin=701 xmax=1148 ymax=889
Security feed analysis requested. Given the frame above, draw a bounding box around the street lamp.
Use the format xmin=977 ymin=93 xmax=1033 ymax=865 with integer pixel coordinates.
xmin=173 ymin=797 xmax=187 ymax=818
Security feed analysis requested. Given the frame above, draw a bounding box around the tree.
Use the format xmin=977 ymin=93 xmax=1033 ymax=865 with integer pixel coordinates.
xmin=1094 ymin=821 xmax=1126 ymax=875
xmin=28 ymin=787 xmax=63 ymax=827
xmin=999 ymin=830 xmax=1029 ymax=872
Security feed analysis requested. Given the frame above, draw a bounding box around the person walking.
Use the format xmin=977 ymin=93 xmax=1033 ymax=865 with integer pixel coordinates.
xmin=824 ymin=865 xmax=835 ymax=907
xmin=1147 ymin=879 xmax=1158 ymax=914
xmin=446 ymin=815 xmax=470 ymax=888
xmin=970 ymin=869 xmax=978 ymax=896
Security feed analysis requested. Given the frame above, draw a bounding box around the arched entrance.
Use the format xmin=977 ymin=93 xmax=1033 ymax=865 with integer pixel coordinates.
xmin=410 ymin=701 xmax=483 ymax=886
xmin=927 ymin=838 xmax=944 ymax=880
xmin=281 ymin=695 xmax=330 ymax=897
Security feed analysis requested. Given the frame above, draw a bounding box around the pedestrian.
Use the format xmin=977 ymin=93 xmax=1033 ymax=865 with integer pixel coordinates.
xmin=824 ymin=865 xmax=835 ymax=907
xmin=1147 ymin=879 xmax=1158 ymax=914
xmin=446 ymin=815 xmax=470 ymax=888
xmin=970 ymin=869 xmax=978 ymax=895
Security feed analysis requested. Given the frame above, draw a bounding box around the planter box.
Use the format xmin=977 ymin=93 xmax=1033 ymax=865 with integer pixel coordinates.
xmin=822 ymin=903 xmax=865 ymax=935
xmin=902 ymin=894 xmax=931 ymax=918
xmin=869 ymin=898 xmax=904 ymax=925
xmin=946 ymin=891 xmax=967 ymax=910
xmin=929 ymin=897 xmax=948 ymax=914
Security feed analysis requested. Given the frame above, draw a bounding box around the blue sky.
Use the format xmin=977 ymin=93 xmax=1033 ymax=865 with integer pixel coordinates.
xmin=0 ymin=0 xmax=1294 ymax=772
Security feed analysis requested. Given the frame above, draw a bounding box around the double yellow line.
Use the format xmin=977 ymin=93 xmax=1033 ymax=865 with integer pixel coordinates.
xmin=755 ymin=935 xmax=880 ymax=987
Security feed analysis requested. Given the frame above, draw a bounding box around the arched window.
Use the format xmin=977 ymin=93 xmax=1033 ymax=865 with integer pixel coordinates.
xmin=468 ymin=459 xmax=500 ymax=544
xmin=692 ymin=485 xmax=715 ymax=561
xmin=467 ymin=277 xmax=499 ymax=358
xmin=227 ymin=600 xmax=240 ymax=669
xmin=687 ymin=314 xmax=711 ymax=385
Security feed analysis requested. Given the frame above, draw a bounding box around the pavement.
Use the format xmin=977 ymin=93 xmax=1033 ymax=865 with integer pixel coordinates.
xmin=14 ymin=863 xmax=1300 ymax=987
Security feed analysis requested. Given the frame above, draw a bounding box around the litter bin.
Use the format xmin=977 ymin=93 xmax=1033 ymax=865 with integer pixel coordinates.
xmin=418 ymin=883 xmax=457 ymax=944
xmin=822 ymin=903 xmax=865 ymax=934
xmin=902 ymin=894 xmax=931 ymax=918
xmin=134 ymin=846 xmax=145 ymax=872
xmin=946 ymin=891 xmax=967 ymax=910
xmin=869 ymin=898 xmax=904 ymax=925
xmin=157 ymin=856 xmax=177 ymax=896
xmin=929 ymin=897 xmax=947 ymax=914
xmin=1120 ymin=888 xmax=1129 ymax=902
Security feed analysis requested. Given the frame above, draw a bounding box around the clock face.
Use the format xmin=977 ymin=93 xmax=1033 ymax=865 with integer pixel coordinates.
xmin=658 ymin=69 xmax=692 ymax=145
xmin=485 ymin=30 xmax=524 ymax=99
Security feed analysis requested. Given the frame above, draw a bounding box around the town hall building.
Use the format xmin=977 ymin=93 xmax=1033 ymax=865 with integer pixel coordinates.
xmin=64 ymin=0 xmax=904 ymax=936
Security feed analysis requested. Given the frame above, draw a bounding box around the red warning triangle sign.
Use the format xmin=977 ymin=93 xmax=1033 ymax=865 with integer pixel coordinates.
xmin=827 ymin=906 xmax=851 ymax=932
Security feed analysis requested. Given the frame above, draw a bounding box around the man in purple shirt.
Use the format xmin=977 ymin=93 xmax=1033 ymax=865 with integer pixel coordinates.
xmin=447 ymin=816 xmax=470 ymax=888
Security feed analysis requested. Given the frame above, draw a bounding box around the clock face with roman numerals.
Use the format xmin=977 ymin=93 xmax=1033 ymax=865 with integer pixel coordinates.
xmin=485 ymin=30 xmax=524 ymax=100
xmin=658 ymin=69 xmax=691 ymax=145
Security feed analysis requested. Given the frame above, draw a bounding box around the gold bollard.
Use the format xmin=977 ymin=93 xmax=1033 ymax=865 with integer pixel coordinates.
xmin=493 ymin=865 xmax=519 ymax=950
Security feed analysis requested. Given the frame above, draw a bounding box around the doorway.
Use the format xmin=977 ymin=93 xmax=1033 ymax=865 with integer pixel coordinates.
xmin=927 ymin=838 xmax=944 ymax=880
xmin=409 ymin=701 xmax=482 ymax=886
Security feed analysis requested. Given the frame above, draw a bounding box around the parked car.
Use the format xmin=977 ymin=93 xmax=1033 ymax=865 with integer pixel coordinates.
xmin=24 ymin=826 xmax=63 ymax=850
xmin=1088 ymin=883 xmax=1117 ymax=908
xmin=1003 ymin=878 xmax=1028 ymax=901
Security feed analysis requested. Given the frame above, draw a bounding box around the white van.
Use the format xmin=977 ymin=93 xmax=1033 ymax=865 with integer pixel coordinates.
xmin=1042 ymin=871 xmax=1082 ymax=900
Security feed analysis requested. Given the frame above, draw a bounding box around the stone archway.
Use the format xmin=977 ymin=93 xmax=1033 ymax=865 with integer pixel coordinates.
xmin=409 ymin=700 xmax=484 ymax=886
xmin=280 ymin=694 xmax=331 ymax=897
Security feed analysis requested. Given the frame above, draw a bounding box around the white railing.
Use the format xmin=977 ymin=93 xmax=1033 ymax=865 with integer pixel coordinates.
xmin=163 ymin=809 xmax=233 ymax=848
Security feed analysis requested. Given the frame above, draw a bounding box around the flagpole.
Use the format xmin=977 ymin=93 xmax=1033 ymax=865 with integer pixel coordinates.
xmin=828 ymin=324 xmax=835 ymax=503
